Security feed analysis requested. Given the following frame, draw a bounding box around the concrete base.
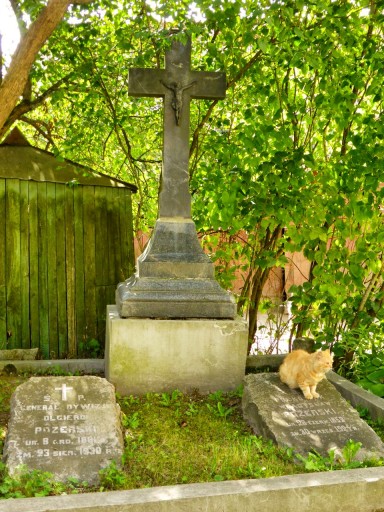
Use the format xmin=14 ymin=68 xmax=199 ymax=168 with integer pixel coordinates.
xmin=3 ymin=467 xmax=384 ymax=512
xmin=105 ymin=305 xmax=248 ymax=396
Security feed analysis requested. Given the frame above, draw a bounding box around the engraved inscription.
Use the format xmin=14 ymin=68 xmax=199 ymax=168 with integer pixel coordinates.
xmin=18 ymin=393 xmax=122 ymax=460
xmin=272 ymin=393 xmax=359 ymax=439
xmin=4 ymin=376 xmax=125 ymax=484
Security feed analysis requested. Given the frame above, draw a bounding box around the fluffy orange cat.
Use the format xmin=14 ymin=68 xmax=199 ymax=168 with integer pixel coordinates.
xmin=279 ymin=349 xmax=333 ymax=400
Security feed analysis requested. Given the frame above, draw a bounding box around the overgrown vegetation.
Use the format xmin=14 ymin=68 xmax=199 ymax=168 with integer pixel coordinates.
xmin=1 ymin=0 xmax=383 ymax=358
xmin=0 ymin=375 xmax=383 ymax=498
xmin=333 ymin=330 xmax=384 ymax=397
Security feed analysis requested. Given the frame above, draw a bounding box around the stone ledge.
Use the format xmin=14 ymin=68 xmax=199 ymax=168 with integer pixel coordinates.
xmin=0 ymin=348 xmax=39 ymax=360
xmin=327 ymin=371 xmax=384 ymax=422
xmin=0 ymin=359 xmax=104 ymax=375
xmin=2 ymin=467 xmax=384 ymax=512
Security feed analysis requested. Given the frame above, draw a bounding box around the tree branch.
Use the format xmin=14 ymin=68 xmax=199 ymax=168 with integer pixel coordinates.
xmin=0 ymin=0 xmax=93 ymax=136
xmin=0 ymin=72 xmax=75 ymax=139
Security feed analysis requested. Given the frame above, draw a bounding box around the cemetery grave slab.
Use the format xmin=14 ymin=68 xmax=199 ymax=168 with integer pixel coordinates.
xmin=242 ymin=373 xmax=384 ymax=461
xmin=3 ymin=376 xmax=124 ymax=484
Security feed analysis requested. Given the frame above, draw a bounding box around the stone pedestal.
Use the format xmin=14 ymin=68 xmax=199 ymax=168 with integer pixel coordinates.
xmin=116 ymin=219 xmax=236 ymax=319
xmin=105 ymin=305 xmax=248 ymax=396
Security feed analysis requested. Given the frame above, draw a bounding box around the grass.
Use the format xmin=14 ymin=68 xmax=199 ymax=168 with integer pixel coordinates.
xmin=116 ymin=389 xmax=299 ymax=488
xmin=0 ymin=373 xmax=383 ymax=497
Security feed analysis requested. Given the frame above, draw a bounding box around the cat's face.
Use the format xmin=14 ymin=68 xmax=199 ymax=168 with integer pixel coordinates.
xmin=313 ymin=349 xmax=333 ymax=372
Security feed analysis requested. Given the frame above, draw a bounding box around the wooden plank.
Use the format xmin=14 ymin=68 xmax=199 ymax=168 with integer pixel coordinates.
xmin=0 ymin=286 xmax=5 ymax=350
xmin=106 ymin=187 xmax=118 ymax=286
xmin=28 ymin=182 xmax=39 ymax=350
xmin=65 ymin=185 xmax=76 ymax=357
xmin=55 ymin=185 xmax=68 ymax=358
xmin=19 ymin=181 xmax=30 ymax=349
xmin=46 ymin=182 xmax=58 ymax=357
xmin=95 ymin=285 xmax=111 ymax=352
xmin=83 ymin=186 xmax=97 ymax=341
xmin=94 ymin=188 xmax=108 ymax=287
xmin=119 ymin=188 xmax=135 ymax=280
xmin=74 ymin=186 xmax=85 ymax=355
xmin=0 ymin=179 xmax=6 ymax=349
xmin=5 ymin=179 xmax=21 ymax=350
xmin=37 ymin=183 xmax=49 ymax=358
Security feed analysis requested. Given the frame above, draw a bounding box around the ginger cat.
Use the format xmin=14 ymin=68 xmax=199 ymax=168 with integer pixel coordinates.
xmin=279 ymin=349 xmax=333 ymax=400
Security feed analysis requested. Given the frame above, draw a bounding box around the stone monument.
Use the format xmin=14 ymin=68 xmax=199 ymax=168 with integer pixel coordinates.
xmin=4 ymin=377 xmax=124 ymax=484
xmin=116 ymin=34 xmax=235 ymax=319
xmin=106 ymin=33 xmax=248 ymax=395
xmin=242 ymin=373 xmax=384 ymax=461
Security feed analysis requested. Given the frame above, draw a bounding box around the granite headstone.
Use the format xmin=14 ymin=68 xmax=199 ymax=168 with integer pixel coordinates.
xmin=3 ymin=376 xmax=124 ymax=484
xmin=242 ymin=373 xmax=384 ymax=461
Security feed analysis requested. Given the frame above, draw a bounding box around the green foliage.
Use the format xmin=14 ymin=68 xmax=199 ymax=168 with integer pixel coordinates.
xmin=4 ymin=0 xmax=384 ymax=348
xmin=0 ymin=463 xmax=87 ymax=498
xmin=158 ymin=390 xmax=182 ymax=407
xmin=358 ymin=408 xmax=384 ymax=442
xmin=117 ymin=389 xmax=300 ymax=487
xmin=296 ymin=440 xmax=373 ymax=472
xmin=206 ymin=401 xmax=233 ymax=419
xmin=99 ymin=461 xmax=128 ymax=491
xmin=343 ymin=331 xmax=384 ymax=397
xmin=77 ymin=338 xmax=103 ymax=359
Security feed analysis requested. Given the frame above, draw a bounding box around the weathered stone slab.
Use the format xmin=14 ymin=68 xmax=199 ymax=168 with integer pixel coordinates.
xmin=242 ymin=373 xmax=384 ymax=461
xmin=3 ymin=376 xmax=124 ymax=484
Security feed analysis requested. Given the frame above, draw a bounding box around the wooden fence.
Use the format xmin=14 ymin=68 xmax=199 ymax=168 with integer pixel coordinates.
xmin=0 ymin=179 xmax=135 ymax=358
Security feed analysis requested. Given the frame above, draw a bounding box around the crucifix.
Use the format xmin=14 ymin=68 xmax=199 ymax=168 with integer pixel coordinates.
xmin=116 ymin=34 xmax=236 ymax=319
xmin=128 ymin=35 xmax=226 ymax=219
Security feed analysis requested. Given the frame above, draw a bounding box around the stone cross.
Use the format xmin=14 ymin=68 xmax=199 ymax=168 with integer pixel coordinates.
xmin=129 ymin=36 xmax=226 ymax=218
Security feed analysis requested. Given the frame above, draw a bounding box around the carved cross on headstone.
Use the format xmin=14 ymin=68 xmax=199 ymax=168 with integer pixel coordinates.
xmin=55 ymin=383 xmax=73 ymax=401
xmin=129 ymin=36 xmax=226 ymax=218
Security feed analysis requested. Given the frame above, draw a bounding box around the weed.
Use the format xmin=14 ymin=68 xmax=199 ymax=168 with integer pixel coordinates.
xmin=342 ymin=439 xmax=362 ymax=466
xmin=158 ymin=390 xmax=182 ymax=407
xmin=122 ymin=411 xmax=140 ymax=430
xmin=185 ymin=403 xmax=199 ymax=417
xmin=296 ymin=439 xmax=367 ymax=471
xmin=206 ymin=401 xmax=233 ymax=419
xmin=296 ymin=449 xmax=337 ymax=472
xmin=99 ymin=461 xmax=127 ymax=490
xmin=34 ymin=365 xmax=71 ymax=377
xmin=357 ymin=407 xmax=384 ymax=442
xmin=78 ymin=338 xmax=103 ymax=359
xmin=0 ymin=463 xmax=87 ymax=498
xmin=208 ymin=390 xmax=224 ymax=402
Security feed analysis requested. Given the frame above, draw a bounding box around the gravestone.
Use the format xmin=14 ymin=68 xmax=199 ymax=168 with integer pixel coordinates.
xmin=242 ymin=373 xmax=384 ymax=461
xmin=3 ymin=376 xmax=124 ymax=484
xmin=107 ymin=33 xmax=248 ymax=396
xmin=116 ymin=33 xmax=236 ymax=319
